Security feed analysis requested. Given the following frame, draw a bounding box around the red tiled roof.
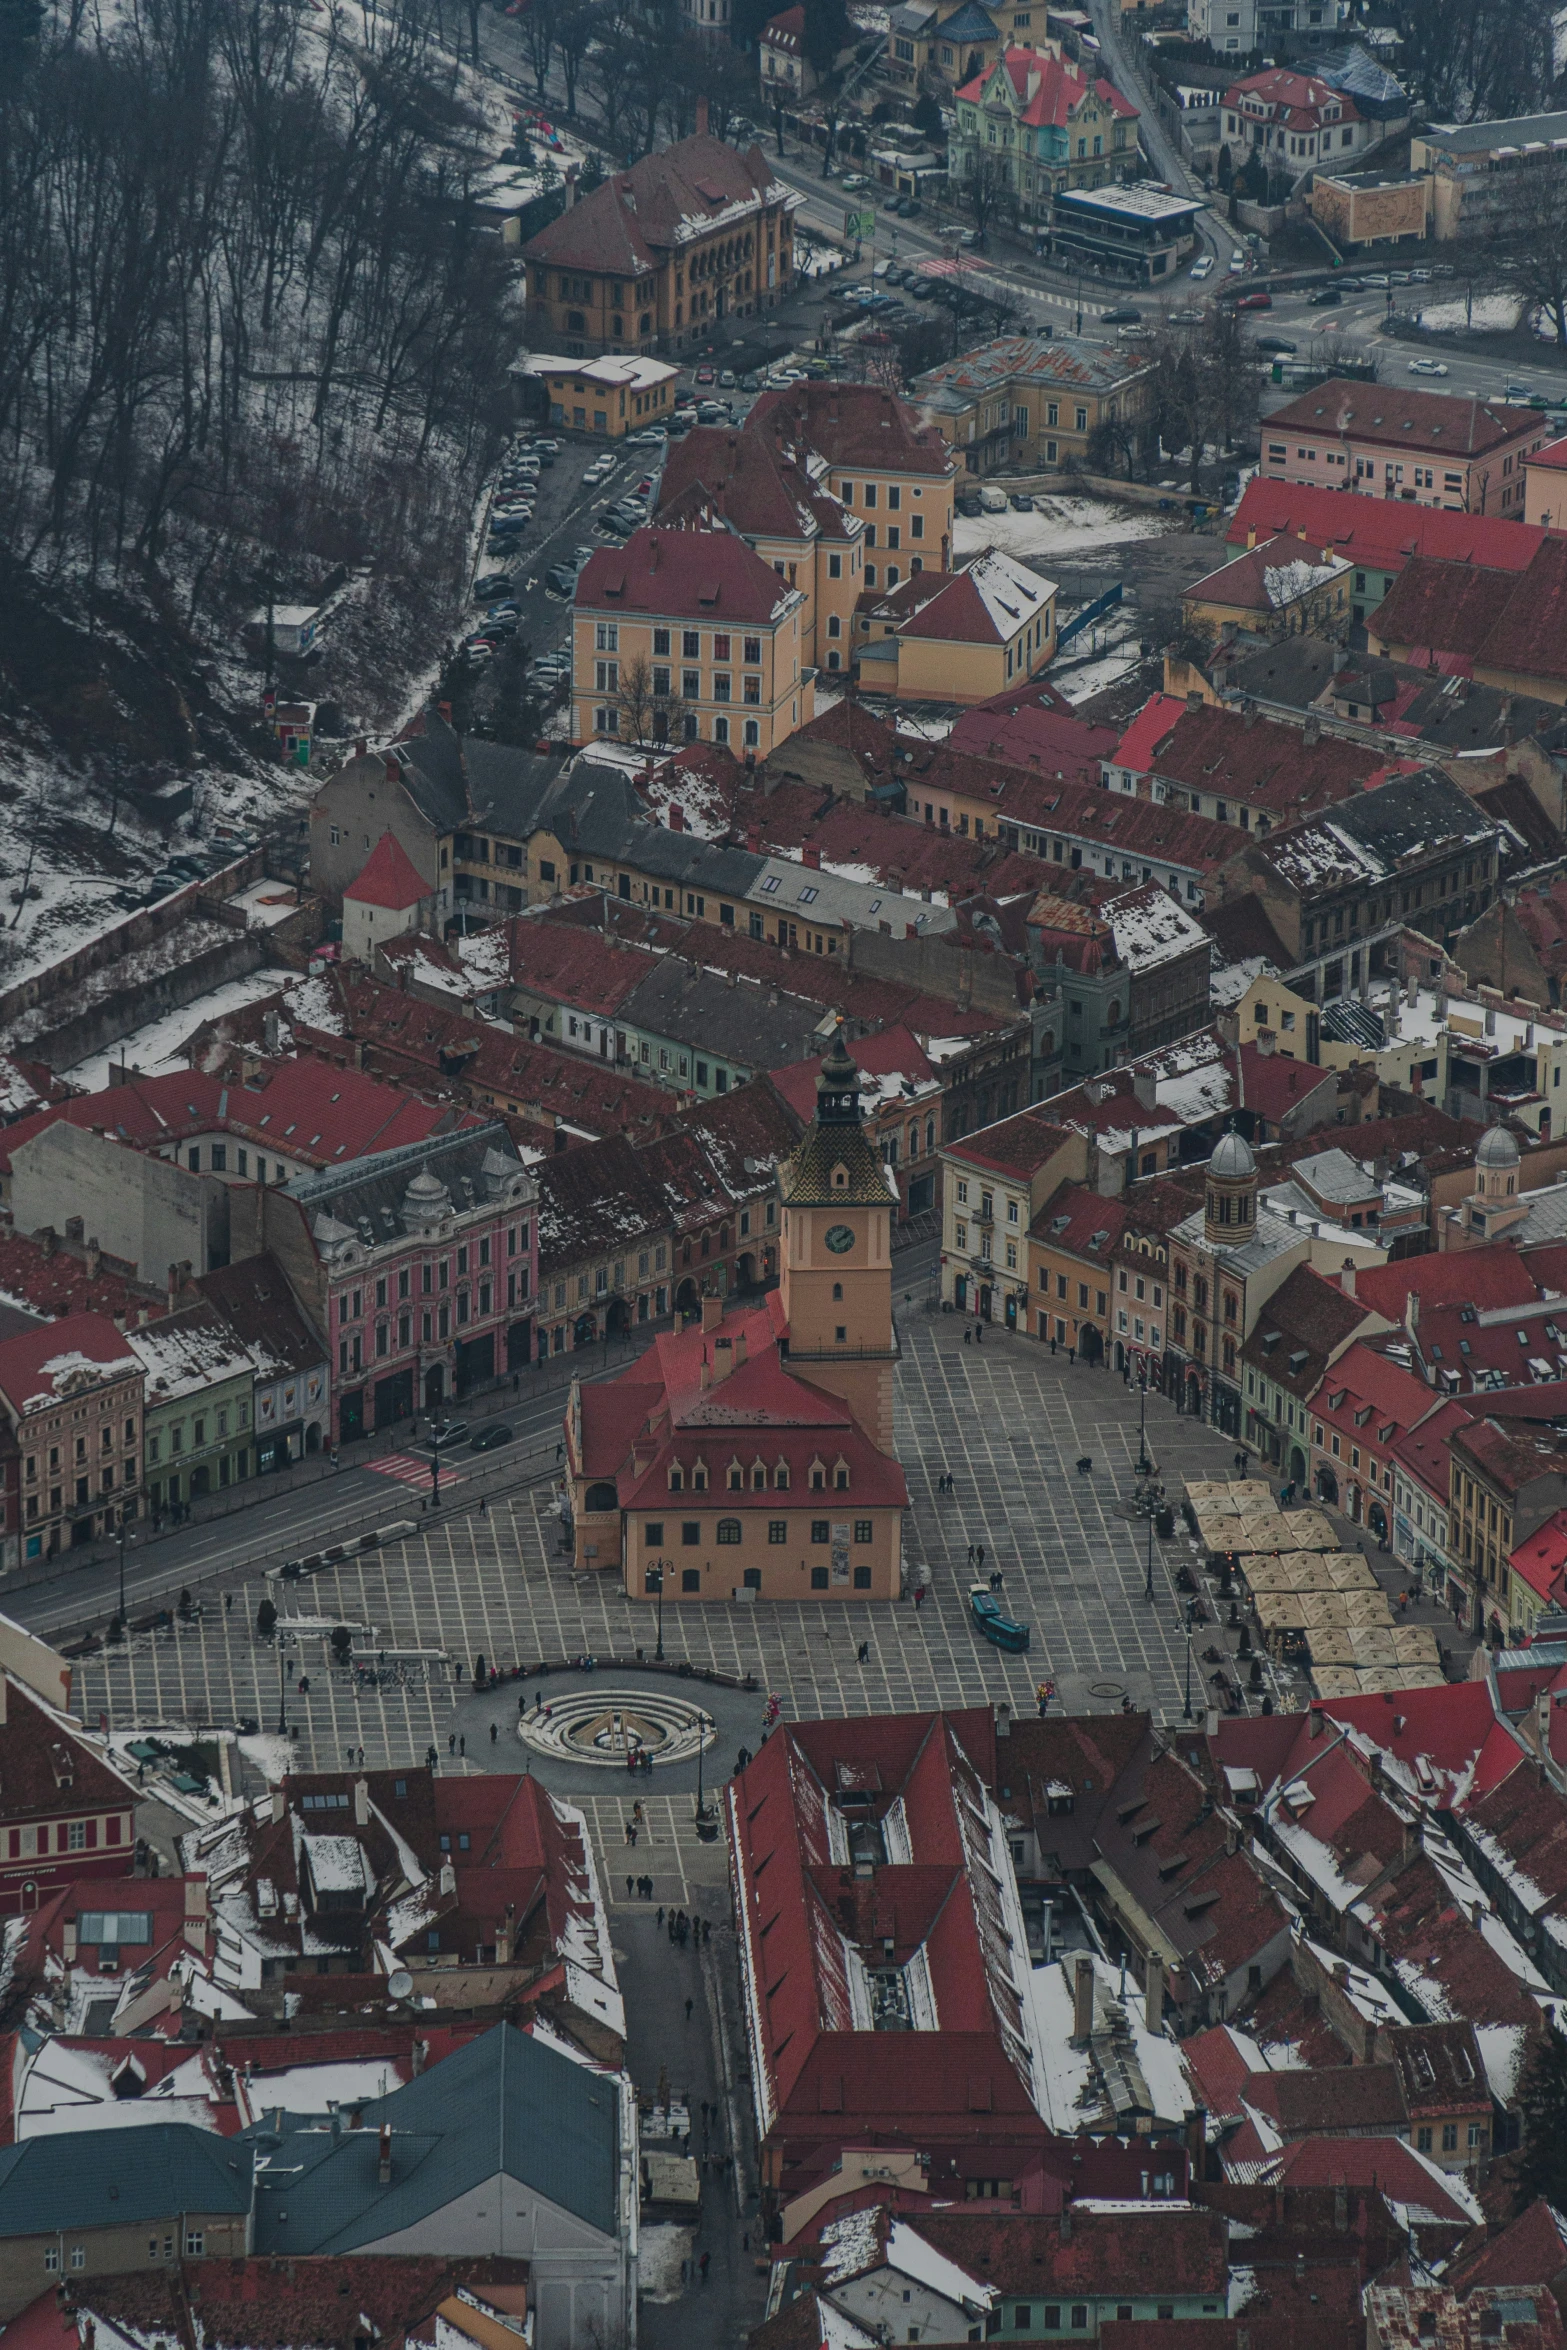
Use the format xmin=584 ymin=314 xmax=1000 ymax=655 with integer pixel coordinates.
xmin=1448 ymin=2199 xmax=1567 ymax=2293
xmin=1027 ymin=1179 xmax=1129 ymax=1256
xmin=0 ymin=1678 xmax=135 ymax=1825
xmin=507 ymin=916 xmax=658 ymax=1016
xmin=949 ymin=1110 xmax=1073 ymax=1178
xmin=912 ymin=2206 xmax=1226 ymax=2298
xmin=348 ymin=832 xmax=429 ymax=913
xmin=1234 ymin=1041 xmax=1336 ymax=1121
xmin=658 ymin=421 xmax=852 ymax=547
xmin=746 ymin=381 xmax=955 ymax=477
xmin=1115 ymin=696 xmax=1383 ymax=818
xmin=1354 ymin=1244 xmax=1542 ymax=1324
xmin=1266 ymin=380 xmax=1542 ymax=460
xmin=1223 ymin=64 xmax=1360 ymax=121
xmin=1314 ymin=1340 xmax=1432 ymax=1448
xmin=1228 ymin=481 xmax=1548 ymax=574
xmin=762 ymin=3 xmax=804 ymax=46
xmin=0 ymin=1311 xmax=140 ymax=1418
xmin=1270 ymin=2134 xmax=1476 ymax=2225
xmin=769 ymin=1025 xmax=938 ymax=1124
xmin=1509 ymin=1509 xmax=1567 ymax=1607
xmin=956 ymin=44 xmax=1138 ymax=124
xmin=577 ymin=526 xmax=800 ymax=626
xmin=524 ymin=131 xmax=784 ymax=277
xmin=948 ymin=698 xmax=1115 ymax=779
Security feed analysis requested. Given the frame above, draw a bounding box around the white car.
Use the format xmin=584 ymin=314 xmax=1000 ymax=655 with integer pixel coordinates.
xmin=1407 ymin=358 xmax=1449 ymax=376
xmin=1189 ymin=254 xmax=1214 ymax=279
xmin=1228 ymin=250 xmax=1245 ymax=273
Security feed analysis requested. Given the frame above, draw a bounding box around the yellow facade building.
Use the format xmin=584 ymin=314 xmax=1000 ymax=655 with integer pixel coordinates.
xmin=853 ymin=547 xmax=1058 ymax=703
xmin=563 ymin=1027 xmax=908 ymax=1600
xmin=516 ymin=353 xmax=679 ymax=439
xmin=571 ymin=525 xmax=812 ymax=755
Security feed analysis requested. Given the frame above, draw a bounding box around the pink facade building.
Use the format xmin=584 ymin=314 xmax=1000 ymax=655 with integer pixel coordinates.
xmin=1260 ymin=379 xmax=1550 ymax=515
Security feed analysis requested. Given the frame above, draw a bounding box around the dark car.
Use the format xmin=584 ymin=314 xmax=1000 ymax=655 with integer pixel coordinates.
xmin=1254 ymin=334 xmax=1298 ymax=355
xmin=1308 ymin=286 xmax=1342 ymax=306
xmin=545 ymin=564 xmax=577 ymax=595
xmin=956 ymin=489 xmax=985 ymax=517
xmin=1101 ymin=305 xmax=1141 ymax=324
xmin=1009 ymin=491 xmax=1034 ymax=510
xmin=469 ymin=1422 xmax=514 ymax=1453
xmin=474 ymin=570 xmax=515 ymax=599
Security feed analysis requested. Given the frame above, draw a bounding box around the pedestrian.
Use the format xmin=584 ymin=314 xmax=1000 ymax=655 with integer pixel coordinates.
xmin=976 ymin=1543 xmax=985 ymax=1572
xmin=449 ymin=1732 xmax=456 ymax=1755
xmin=966 ymin=1544 xmax=974 ymax=1567
xmin=857 ymin=1640 xmax=869 ymax=1663
xmin=914 ymin=1585 xmax=925 ymax=1610
xmin=346 ymin=1747 xmax=354 ymax=1766
xmin=625 ymin=1819 xmax=635 ymax=1846
xmin=975 ymin=1324 xmax=983 ymax=1344
xmin=963 ymin=1326 xmax=971 ymax=1345
xmin=699 ymin=2252 xmax=710 ymax=2283
xmin=657 ymin=1906 xmax=665 ymax=1926
xmin=458 ymin=1733 xmax=465 ymax=1756
xmin=490 ymin=1721 xmax=498 ymax=1744
xmin=357 ymin=1747 xmax=365 ymax=1767
xmin=626 ymin=1876 xmax=634 ymax=1898
xmin=224 ymin=1592 xmax=232 ymax=1614
xmin=480 ymin=1496 xmax=487 ymax=1516
xmin=630 ymin=1823 xmax=638 ymax=1847
xmin=685 ymin=1995 xmax=694 ymax=2022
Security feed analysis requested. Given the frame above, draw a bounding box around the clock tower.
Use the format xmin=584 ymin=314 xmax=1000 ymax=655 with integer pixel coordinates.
xmin=777 ymin=1024 xmax=896 ymax=1451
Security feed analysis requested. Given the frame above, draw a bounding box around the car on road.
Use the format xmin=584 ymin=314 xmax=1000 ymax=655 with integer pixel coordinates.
xmin=958 ymin=228 xmax=982 ymax=248
xmin=468 ymin=1422 xmax=514 ymax=1453
xmin=694 ymin=364 xmax=716 ymax=384
xmin=1009 ymin=490 xmax=1034 ymax=510
xmin=1237 ymin=291 xmax=1272 ymax=310
xmin=1189 ymin=254 xmax=1214 ymax=279
xmin=1101 ymin=305 xmax=1141 ymax=324
xmin=1408 ymin=357 xmax=1449 ymax=376
xmin=840 ymin=173 xmax=868 ymax=191
xmin=1336 ymin=277 xmax=1364 ymax=291
xmin=1308 ymin=286 xmax=1342 ymax=306
xmin=1228 ymin=250 xmax=1245 ymax=272
xmin=1504 ymin=382 xmax=1532 ymax=399
xmin=1255 ymin=335 xmax=1297 ymax=355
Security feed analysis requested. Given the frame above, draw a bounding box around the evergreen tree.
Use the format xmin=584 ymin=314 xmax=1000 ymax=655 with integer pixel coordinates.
xmin=0 ymin=0 xmax=41 ymax=78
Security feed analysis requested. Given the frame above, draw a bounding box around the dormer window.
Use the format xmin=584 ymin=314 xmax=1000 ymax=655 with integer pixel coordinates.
xmin=668 ymin=1466 xmax=684 ymax=1491
xmin=834 ymin=1460 xmax=850 ymax=1490
xmin=728 ymin=1462 xmax=744 ymax=1491
xmin=810 ymin=1458 xmax=826 ymax=1490
xmin=692 ymin=1463 xmax=708 ymax=1492
xmin=774 ymin=1461 xmax=790 ymax=1489
xmin=752 ymin=1460 xmax=768 ymax=1490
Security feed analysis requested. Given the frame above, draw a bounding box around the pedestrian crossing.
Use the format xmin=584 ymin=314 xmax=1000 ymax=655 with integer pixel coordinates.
xmin=367 ymin=1452 xmax=467 ymax=1492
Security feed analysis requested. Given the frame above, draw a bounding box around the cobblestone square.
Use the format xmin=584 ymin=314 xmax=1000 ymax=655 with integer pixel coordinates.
xmin=77 ymin=1302 xmax=1256 ymax=1783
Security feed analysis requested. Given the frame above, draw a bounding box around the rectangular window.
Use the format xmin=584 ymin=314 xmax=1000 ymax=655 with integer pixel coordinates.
xmin=682 ymin=1521 xmax=701 ymax=1545
xmin=769 ymin=1519 xmax=787 ymax=1543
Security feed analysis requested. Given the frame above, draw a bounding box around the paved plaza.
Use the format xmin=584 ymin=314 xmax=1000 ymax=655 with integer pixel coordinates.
xmin=75 ymin=1301 xmax=1262 ymax=1795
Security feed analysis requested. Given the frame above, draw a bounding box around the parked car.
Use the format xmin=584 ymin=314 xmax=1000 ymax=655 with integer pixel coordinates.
xmin=718 ymin=369 xmax=737 ymax=388
xmin=694 ymin=363 xmax=716 ymax=385
xmin=1228 ymin=249 xmax=1245 ymax=272
xmin=1009 ymin=491 xmax=1034 ymax=510
xmin=544 ymin=564 xmax=577 ymax=596
xmin=1362 ymin=272 xmax=1390 ymax=287
xmin=1254 ymin=335 xmax=1297 ymax=355
xmin=1189 ymin=254 xmax=1214 ymax=279
xmin=978 ymin=484 xmax=1008 ymax=512
xmin=474 ymin=570 xmax=514 ymax=599
xmin=1337 ymin=277 xmax=1364 ymax=291
xmin=626 ymin=429 xmax=663 ymax=446
xmin=956 ymin=488 xmax=984 ymax=516
xmin=1408 ymin=357 xmax=1449 ymax=376
xmin=697 ymin=400 xmax=726 ymax=422
xmin=1237 ymin=290 xmax=1272 ymax=310
xmin=740 ymin=372 xmax=761 ymax=391
xmin=1101 ymin=305 xmax=1141 ymax=324
xmin=462 ymin=638 xmax=495 ymax=665
xmin=1504 ymin=381 xmax=1532 ymax=399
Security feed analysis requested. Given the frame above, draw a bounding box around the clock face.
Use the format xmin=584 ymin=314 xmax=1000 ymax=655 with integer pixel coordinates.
xmin=824 ymin=1223 xmax=856 ymax=1255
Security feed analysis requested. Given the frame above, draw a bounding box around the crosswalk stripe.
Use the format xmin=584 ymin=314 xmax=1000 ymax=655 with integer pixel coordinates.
xmin=367 ymin=1453 xmax=467 ymax=1490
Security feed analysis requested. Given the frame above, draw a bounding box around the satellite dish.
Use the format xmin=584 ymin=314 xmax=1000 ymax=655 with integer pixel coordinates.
xmin=387 ymin=1969 xmax=414 ymax=2000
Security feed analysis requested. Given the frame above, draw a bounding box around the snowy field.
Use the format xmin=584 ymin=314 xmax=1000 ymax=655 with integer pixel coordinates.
xmin=1418 ymin=293 xmax=1522 ymax=334
xmin=953 ymin=493 xmax=1182 ymax=568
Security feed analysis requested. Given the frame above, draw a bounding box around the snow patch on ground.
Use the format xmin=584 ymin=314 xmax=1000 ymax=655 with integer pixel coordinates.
xmin=63 ymin=967 xmax=291 ymax=1091
xmin=954 ymin=495 xmax=1181 ymax=567
xmin=1419 ymin=293 xmax=1523 ymax=333
xmin=638 ymin=2223 xmax=696 ymax=2302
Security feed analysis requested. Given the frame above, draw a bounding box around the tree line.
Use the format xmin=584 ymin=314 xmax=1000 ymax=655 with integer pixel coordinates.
xmin=0 ymin=0 xmax=515 ymax=630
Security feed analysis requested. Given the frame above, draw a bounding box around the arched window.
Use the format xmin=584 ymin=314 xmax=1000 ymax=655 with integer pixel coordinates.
xmin=585 ymin=1482 xmax=618 ymax=1512
xmin=716 ymin=1519 xmax=742 ymax=1545
xmin=833 ymin=1282 xmax=843 ymax=1301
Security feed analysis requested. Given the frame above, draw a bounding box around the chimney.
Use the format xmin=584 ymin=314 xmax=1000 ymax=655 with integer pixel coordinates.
xmin=1246 ymin=526 xmax=1257 ymax=550
xmin=1340 ymin=1259 xmax=1356 ymax=1299
xmin=1256 ymin=1028 xmax=1276 ymax=1057
xmin=746 ymin=826 xmax=761 ymax=852
xmin=735 ymin=1331 xmax=748 ymax=1369
xmin=564 ymin=165 xmax=578 ymax=208
xmin=378 ymin=2122 xmax=392 ymax=2185
xmin=439 ymin=1860 xmax=456 ymax=1896
xmin=1303 ymin=715 xmax=1321 ymax=748
xmin=355 ymin=737 xmax=367 ymax=760
xmin=353 ymin=1777 xmax=369 ymax=1826
xmin=1072 ymin=1955 xmax=1094 ymax=2044
xmin=496 ymin=1901 xmax=515 ymax=1966
xmin=270 ymin=1786 xmax=286 ymax=1823
xmin=85 ymin=1239 xmax=101 ymax=1281
xmin=803 ymin=845 xmax=822 ymax=870
xmin=1187 ymin=689 xmax=1203 ymax=714
xmin=696 ymin=94 xmax=709 ymax=135
xmin=167 ymin=1262 xmax=181 ymax=1306
xmin=383 ymin=756 xmax=400 ymax=784
xmin=1186 ymin=2106 xmax=1207 ymax=2174
xmin=1363 ymin=2019 xmax=1378 ymax=2063
xmin=1333 ymin=2183 xmax=1349 ymax=2234
xmin=702 ymin=1294 xmax=722 ymax=1334
xmin=1145 ymin=1964 xmax=1164 ymax=2035
xmin=667 ymin=804 xmax=685 ymax=832
xmin=184 ymin=1876 xmax=208 ymax=1920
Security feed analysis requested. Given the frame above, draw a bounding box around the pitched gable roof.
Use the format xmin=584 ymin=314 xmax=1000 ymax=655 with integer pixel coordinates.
xmin=347 ymin=833 xmax=430 ymax=914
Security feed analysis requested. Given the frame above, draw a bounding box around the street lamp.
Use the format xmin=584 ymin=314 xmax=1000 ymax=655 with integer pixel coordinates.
xmin=695 ymin=1711 xmax=712 ymax=1826
xmin=116 ymin=1517 xmax=130 ymax=1632
xmin=1136 ymin=1369 xmax=1150 ymax=1478
xmin=1182 ymin=1598 xmax=1195 ymax=1722
xmin=1144 ymin=1506 xmax=1154 ymax=1603
xmin=277 ymin=1649 xmax=293 ymax=1737
xmin=648 ymin=1562 xmax=665 ymax=1661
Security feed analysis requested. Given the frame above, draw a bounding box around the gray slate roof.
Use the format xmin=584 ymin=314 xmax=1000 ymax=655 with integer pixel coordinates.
xmin=393 ymin=716 xmax=572 ymax=840
xmin=246 ymin=2022 xmax=621 ymax=2248
xmin=617 ymin=957 xmax=833 ymax=1071
xmin=283 ymin=1124 xmax=532 ymax=1250
xmin=0 ymin=2122 xmax=253 ymax=2236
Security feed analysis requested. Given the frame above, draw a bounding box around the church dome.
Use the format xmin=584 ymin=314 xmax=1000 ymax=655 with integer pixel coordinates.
xmin=1476 ymin=1125 xmax=1520 ymax=1171
xmin=1209 ymin=1129 xmax=1256 ymax=1181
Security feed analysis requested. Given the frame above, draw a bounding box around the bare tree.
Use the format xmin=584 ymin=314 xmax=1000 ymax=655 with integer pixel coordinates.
xmin=962 ymin=152 xmax=1016 ymax=246
xmin=618 ymin=653 xmax=658 ymax=745
xmin=519 ymin=0 xmax=556 ymax=98
xmin=1497 ymin=156 xmax=1567 ymax=351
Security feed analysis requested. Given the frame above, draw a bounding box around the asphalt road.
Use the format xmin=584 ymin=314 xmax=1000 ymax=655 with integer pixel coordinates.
xmin=1252 ymin=278 xmax=1567 ymax=409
